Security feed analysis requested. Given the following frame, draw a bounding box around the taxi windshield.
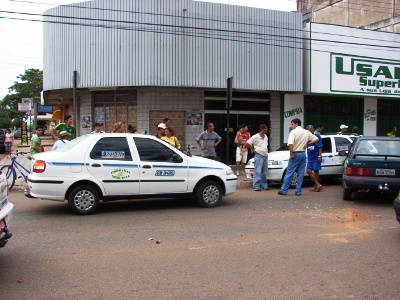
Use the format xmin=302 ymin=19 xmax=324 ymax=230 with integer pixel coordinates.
xmin=53 ymin=134 xmax=90 ymax=152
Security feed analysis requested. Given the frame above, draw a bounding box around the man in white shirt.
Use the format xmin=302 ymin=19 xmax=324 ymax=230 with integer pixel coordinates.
xmin=278 ymin=118 xmax=318 ymax=196
xmin=245 ymin=124 xmax=269 ymax=191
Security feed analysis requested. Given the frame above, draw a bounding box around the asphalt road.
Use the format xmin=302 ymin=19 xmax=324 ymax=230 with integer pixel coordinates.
xmin=1 ymin=180 xmax=399 ymax=299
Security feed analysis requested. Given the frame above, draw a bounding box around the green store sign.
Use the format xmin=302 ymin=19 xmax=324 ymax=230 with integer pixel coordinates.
xmin=330 ymin=53 xmax=400 ymax=96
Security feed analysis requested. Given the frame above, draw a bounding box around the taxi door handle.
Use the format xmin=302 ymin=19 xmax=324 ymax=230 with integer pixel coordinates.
xmin=91 ymin=164 xmax=101 ymax=167
xmin=142 ymin=165 xmax=152 ymax=169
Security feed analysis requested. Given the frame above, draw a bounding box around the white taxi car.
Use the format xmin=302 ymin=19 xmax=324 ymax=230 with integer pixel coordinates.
xmin=245 ymin=134 xmax=355 ymax=186
xmin=26 ymin=134 xmax=237 ymax=214
xmin=0 ymin=168 xmax=13 ymax=248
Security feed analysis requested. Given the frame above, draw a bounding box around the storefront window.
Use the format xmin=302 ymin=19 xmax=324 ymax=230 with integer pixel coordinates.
xmin=377 ymin=99 xmax=400 ymax=136
xmin=93 ymin=90 xmax=137 ymax=133
xmin=305 ymin=96 xmax=363 ymax=134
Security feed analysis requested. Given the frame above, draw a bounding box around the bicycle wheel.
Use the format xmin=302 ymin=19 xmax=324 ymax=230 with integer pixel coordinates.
xmin=0 ymin=165 xmax=16 ymax=191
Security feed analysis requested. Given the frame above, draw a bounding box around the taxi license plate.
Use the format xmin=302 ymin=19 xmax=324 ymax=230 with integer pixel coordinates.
xmin=249 ymin=169 xmax=254 ymax=174
xmin=376 ymin=169 xmax=395 ymax=176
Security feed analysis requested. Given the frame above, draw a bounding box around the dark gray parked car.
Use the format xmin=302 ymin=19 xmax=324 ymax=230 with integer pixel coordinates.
xmin=342 ymin=136 xmax=400 ymax=200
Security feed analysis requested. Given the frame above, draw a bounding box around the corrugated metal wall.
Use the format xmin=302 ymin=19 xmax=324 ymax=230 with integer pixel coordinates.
xmin=43 ymin=0 xmax=303 ymax=92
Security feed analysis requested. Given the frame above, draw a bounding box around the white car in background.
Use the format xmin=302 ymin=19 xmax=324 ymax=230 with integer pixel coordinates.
xmin=0 ymin=169 xmax=13 ymax=248
xmin=245 ymin=134 xmax=355 ymax=187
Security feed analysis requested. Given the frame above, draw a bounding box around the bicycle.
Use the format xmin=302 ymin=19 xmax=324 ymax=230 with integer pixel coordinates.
xmin=0 ymin=150 xmax=31 ymax=191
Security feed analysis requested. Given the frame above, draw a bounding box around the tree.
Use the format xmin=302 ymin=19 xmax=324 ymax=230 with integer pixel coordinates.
xmin=0 ymin=68 xmax=43 ymax=128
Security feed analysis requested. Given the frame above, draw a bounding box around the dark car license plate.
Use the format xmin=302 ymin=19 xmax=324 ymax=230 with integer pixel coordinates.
xmin=376 ymin=169 xmax=395 ymax=176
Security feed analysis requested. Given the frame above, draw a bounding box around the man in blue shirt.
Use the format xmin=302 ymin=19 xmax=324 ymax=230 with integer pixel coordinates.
xmin=306 ymin=124 xmax=323 ymax=192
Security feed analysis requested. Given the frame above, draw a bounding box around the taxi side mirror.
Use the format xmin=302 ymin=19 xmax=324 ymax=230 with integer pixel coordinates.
xmin=172 ymin=153 xmax=183 ymax=163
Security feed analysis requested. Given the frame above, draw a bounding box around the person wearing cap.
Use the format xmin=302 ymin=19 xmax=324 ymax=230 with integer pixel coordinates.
xmin=305 ymin=125 xmax=323 ymax=192
xmin=156 ymin=123 xmax=166 ymax=139
xmin=91 ymin=123 xmax=105 ymax=134
xmin=337 ymin=124 xmax=348 ymax=135
xmin=51 ymin=130 xmax=70 ymax=150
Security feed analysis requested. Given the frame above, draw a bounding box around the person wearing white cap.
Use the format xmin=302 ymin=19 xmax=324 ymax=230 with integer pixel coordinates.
xmin=156 ymin=123 xmax=166 ymax=139
xmin=337 ymin=124 xmax=348 ymax=135
xmin=52 ymin=130 xmax=70 ymax=150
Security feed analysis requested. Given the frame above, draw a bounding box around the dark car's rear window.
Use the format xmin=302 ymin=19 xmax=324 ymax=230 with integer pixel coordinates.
xmin=355 ymin=140 xmax=400 ymax=157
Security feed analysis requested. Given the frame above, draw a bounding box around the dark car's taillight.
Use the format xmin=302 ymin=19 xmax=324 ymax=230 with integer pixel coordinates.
xmin=33 ymin=160 xmax=46 ymax=173
xmin=346 ymin=167 xmax=371 ymax=176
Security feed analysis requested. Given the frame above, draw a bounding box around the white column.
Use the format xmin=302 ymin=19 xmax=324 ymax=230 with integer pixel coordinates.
xmin=283 ymin=94 xmax=304 ymax=142
xmin=363 ymin=97 xmax=377 ymax=136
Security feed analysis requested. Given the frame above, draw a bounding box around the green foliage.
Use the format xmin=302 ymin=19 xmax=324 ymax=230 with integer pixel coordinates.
xmin=0 ymin=68 xmax=43 ymax=128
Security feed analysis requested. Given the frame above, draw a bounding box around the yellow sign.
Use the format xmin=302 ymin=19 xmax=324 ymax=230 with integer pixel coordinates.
xmin=21 ymin=122 xmax=28 ymax=145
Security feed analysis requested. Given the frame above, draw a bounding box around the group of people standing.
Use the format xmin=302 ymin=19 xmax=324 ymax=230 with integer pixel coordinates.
xmin=234 ymin=119 xmax=324 ymax=196
xmin=155 ymin=118 xmax=181 ymax=149
xmin=29 ymin=115 xmax=76 ymax=155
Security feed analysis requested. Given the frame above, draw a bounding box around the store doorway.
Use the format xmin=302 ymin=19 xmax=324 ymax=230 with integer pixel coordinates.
xmin=204 ymin=113 xmax=270 ymax=165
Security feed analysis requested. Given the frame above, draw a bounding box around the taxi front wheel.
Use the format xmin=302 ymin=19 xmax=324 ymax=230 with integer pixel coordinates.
xmin=195 ymin=181 xmax=222 ymax=208
xmin=68 ymin=185 xmax=100 ymax=215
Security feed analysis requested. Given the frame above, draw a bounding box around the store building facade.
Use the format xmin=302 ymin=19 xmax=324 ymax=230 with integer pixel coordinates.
xmin=282 ymin=22 xmax=400 ymax=142
xmin=42 ymin=0 xmax=303 ymax=163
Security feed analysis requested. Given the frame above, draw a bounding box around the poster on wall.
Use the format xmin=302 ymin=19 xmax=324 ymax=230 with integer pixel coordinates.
xmin=186 ymin=113 xmax=203 ymax=126
xmin=94 ymin=107 xmax=108 ymax=123
xmin=82 ymin=116 xmax=91 ymax=128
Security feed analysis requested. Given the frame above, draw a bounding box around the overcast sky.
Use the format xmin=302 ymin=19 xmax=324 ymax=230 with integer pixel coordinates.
xmin=0 ymin=0 xmax=297 ymax=101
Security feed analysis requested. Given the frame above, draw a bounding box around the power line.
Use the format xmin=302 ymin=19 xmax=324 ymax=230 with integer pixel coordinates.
xmin=0 ymin=13 xmax=398 ymax=58
xmin=5 ymin=0 xmax=397 ymax=12
xmin=0 ymin=9 xmax=399 ymax=51
xmin=5 ymin=0 xmax=397 ymax=16
xmin=1 ymin=0 xmax=399 ymax=44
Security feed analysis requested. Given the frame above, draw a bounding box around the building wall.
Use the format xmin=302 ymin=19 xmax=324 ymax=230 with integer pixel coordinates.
xmin=43 ymin=0 xmax=303 ymax=93
xmin=363 ymin=16 xmax=400 ymax=32
xmin=298 ymin=0 xmax=399 ymax=33
xmin=137 ymin=87 xmax=204 ymax=154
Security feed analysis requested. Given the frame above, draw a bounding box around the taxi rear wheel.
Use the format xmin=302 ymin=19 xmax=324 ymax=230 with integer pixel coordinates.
xmin=68 ymin=185 xmax=100 ymax=215
xmin=195 ymin=181 xmax=222 ymax=208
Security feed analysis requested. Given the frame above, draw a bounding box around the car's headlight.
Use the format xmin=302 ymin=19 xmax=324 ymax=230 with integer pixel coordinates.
xmin=226 ymin=168 xmax=234 ymax=175
xmin=268 ymin=160 xmax=282 ymax=165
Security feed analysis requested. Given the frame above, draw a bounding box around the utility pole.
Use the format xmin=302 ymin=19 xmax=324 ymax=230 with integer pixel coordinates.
xmin=226 ymin=77 xmax=233 ymax=165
